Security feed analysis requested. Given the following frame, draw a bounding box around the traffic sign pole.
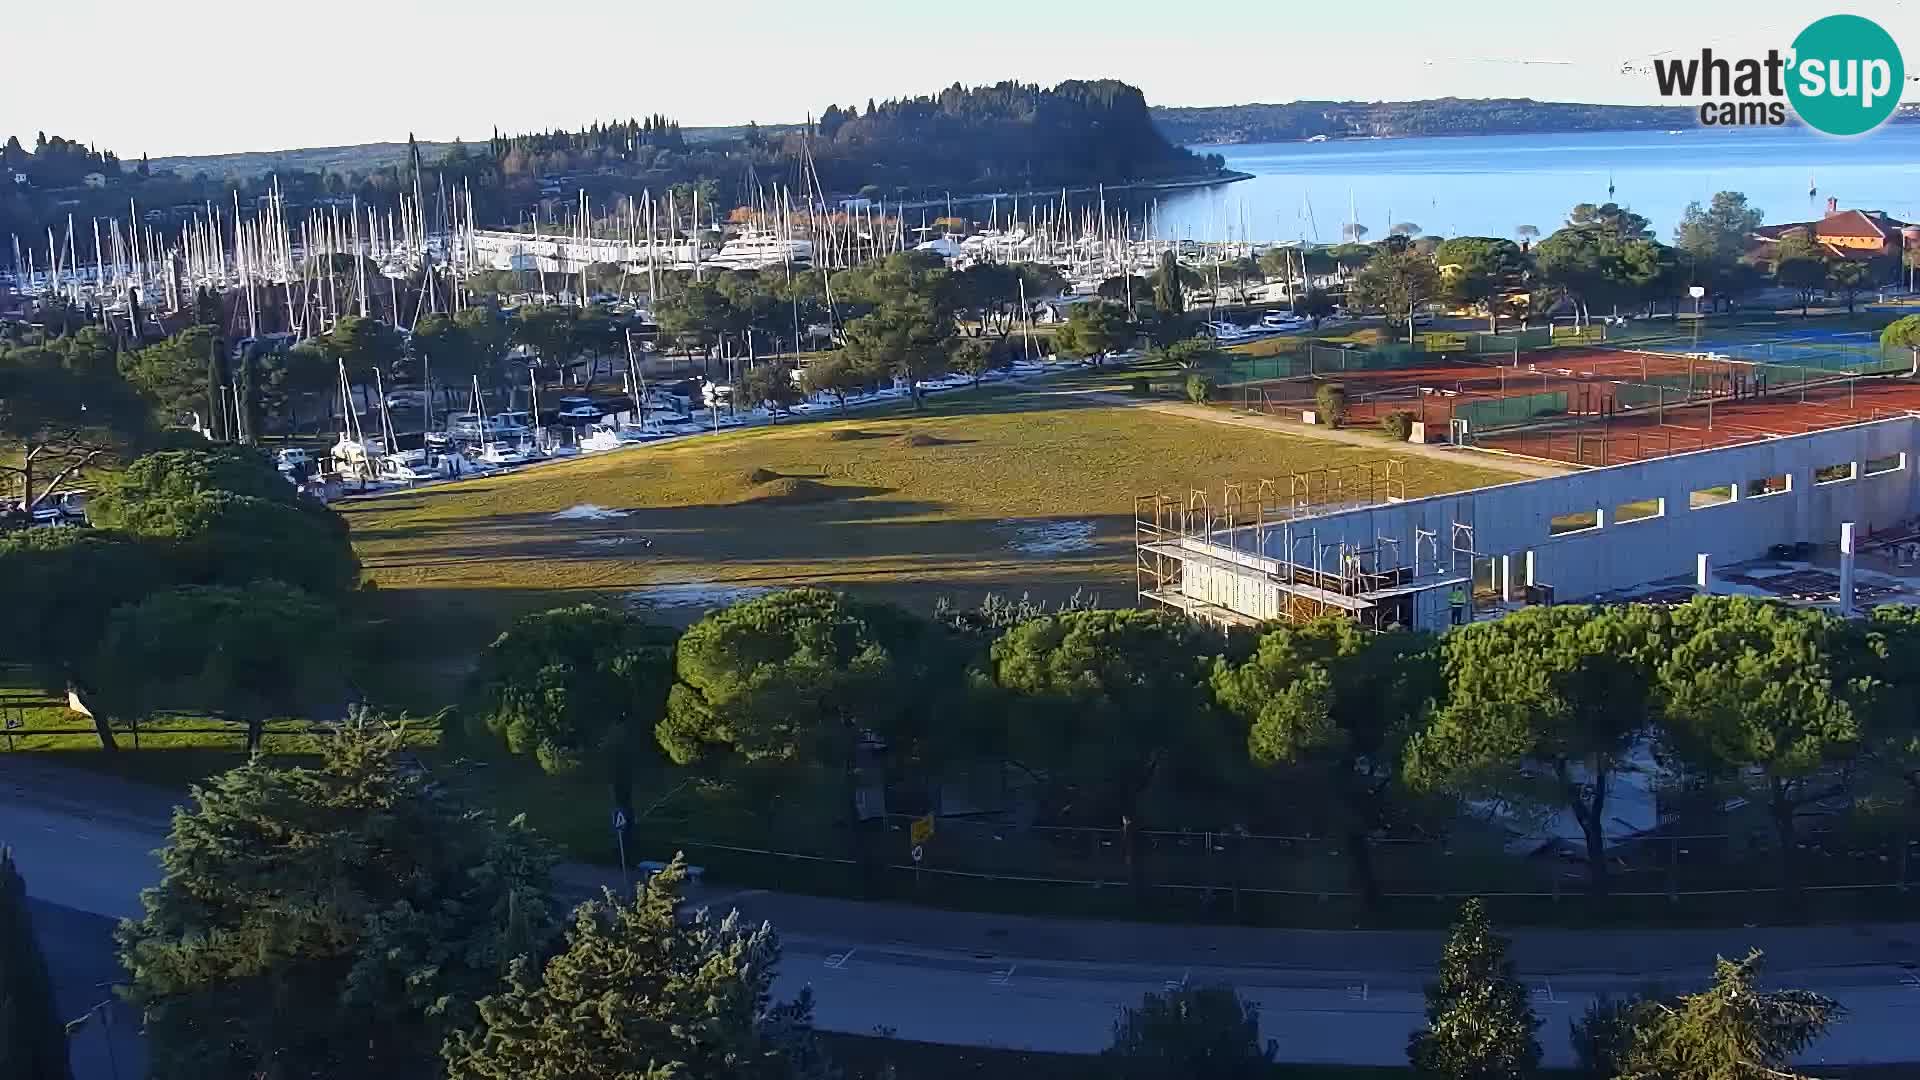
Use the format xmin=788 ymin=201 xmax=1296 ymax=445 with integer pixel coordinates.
xmin=612 ymin=807 xmax=630 ymax=892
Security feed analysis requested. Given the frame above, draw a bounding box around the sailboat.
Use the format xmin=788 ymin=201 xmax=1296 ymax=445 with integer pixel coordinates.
xmin=330 ymin=359 xmax=381 ymax=481
xmin=474 ymin=375 xmax=529 ymax=467
xmin=1808 ymin=174 xmax=1818 ymax=199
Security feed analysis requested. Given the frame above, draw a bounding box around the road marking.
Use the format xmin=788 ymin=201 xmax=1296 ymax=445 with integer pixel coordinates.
xmin=1347 ymin=983 xmax=1368 ymax=1001
xmin=1163 ymin=968 xmax=1190 ymax=993
xmin=989 ymin=965 xmax=1017 ymax=986
xmin=823 ymin=949 xmax=856 ymax=970
xmin=1899 ymin=972 xmax=1919 ymax=991
xmin=1534 ymin=979 xmax=1567 ymax=1005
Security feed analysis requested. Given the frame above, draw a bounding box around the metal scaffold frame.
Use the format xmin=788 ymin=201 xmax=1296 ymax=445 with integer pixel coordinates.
xmin=1133 ymin=457 xmax=1431 ymax=631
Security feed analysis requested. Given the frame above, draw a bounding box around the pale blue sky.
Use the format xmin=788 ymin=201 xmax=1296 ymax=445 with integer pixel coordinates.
xmin=4 ymin=0 xmax=1915 ymax=157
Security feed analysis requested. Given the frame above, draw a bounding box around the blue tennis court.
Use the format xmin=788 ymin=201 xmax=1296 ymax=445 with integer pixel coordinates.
xmin=1651 ymin=325 xmax=1895 ymax=372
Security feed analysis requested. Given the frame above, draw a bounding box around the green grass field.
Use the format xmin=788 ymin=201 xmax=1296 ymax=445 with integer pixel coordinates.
xmin=341 ymin=383 xmax=1516 ymax=662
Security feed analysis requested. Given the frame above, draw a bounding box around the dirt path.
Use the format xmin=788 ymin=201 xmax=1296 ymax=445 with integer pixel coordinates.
xmin=1086 ymin=391 xmax=1572 ymax=480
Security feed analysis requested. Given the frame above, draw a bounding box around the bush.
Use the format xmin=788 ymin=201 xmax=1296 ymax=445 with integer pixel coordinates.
xmin=1130 ymin=376 xmax=1151 ymax=397
xmin=1185 ymin=373 xmax=1217 ymax=404
xmin=1315 ymin=382 xmax=1348 ymax=427
xmin=1381 ymin=410 xmax=1416 ymax=440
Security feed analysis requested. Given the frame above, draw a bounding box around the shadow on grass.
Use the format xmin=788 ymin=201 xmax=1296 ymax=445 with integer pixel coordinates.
xmin=350 ymin=501 xmax=1129 ymax=573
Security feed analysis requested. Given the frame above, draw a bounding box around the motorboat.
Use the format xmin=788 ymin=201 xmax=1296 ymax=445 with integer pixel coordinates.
xmin=475 ymin=442 xmax=530 ymax=467
xmin=446 ymin=412 xmax=487 ymax=440
xmin=490 ymin=411 xmax=533 ymax=439
xmin=1260 ymin=312 xmax=1306 ymax=330
xmin=580 ymin=425 xmax=628 ymax=453
xmin=379 ymin=451 xmax=437 ymax=483
xmin=1203 ymin=321 xmax=1257 ymax=344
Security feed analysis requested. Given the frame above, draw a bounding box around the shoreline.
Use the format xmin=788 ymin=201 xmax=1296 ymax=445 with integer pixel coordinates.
xmin=1172 ymin=115 xmax=1920 ymax=149
xmin=886 ymin=170 xmax=1252 ymax=213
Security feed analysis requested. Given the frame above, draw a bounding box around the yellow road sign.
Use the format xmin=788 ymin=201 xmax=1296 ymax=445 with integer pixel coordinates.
xmin=909 ymin=814 xmax=935 ymax=846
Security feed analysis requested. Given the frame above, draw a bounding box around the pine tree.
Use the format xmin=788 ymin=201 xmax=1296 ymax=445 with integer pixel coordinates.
xmin=1408 ymin=899 xmax=1542 ymax=1080
xmin=1616 ymin=951 xmax=1840 ymax=1080
xmin=443 ymin=856 xmax=829 ymax=1080
xmin=117 ymin=713 xmax=558 ymax=1080
xmin=0 ymin=848 xmax=71 ymax=1080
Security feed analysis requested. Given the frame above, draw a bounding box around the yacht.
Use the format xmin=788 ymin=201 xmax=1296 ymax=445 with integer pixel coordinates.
xmin=446 ymin=412 xmax=487 ymax=440
xmin=1203 ymin=321 xmax=1257 ymax=344
xmin=1260 ymin=311 xmax=1307 ymax=330
xmin=476 ymin=442 xmax=531 ymax=467
xmin=379 ymin=451 xmax=437 ymax=483
xmin=490 ymin=411 xmax=532 ymax=439
xmin=706 ymin=228 xmax=815 ymax=270
xmin=580 ymin=425 xmax=628 ymax=453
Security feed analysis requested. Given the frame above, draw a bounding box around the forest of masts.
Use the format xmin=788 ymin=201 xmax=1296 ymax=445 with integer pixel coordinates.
xmin=6 ymin=171 xmax=1264 ymax=344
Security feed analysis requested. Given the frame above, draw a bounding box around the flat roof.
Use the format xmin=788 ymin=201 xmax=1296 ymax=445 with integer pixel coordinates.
xmin=1359 ymin=575 xmax=1470 ymax=602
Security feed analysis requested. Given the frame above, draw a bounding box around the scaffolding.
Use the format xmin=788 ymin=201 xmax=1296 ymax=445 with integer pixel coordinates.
xmin=1133 ymin=458 xmax=1450 ymax=632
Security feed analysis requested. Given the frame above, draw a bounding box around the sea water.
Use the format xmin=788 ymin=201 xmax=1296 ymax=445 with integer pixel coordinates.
xmin=1153 ymin=125 xmax=1920 ymax=243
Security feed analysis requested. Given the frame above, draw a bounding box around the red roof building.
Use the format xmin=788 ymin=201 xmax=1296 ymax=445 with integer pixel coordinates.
xmin=1751 ymin=198 xmax=1917 ymax=263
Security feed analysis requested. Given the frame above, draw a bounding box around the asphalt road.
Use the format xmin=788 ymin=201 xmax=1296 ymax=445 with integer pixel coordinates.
xmin=8 ymin=756 xmax=1918 ymax=1069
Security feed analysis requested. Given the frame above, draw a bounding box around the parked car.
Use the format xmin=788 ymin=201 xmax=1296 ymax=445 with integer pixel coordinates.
xmin=385 ymin=388 xmax=428 ymax=410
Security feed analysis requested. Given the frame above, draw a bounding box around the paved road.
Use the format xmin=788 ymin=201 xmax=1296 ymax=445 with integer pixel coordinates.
xmin=7 ymin=756 xmax=1917 ymax=1069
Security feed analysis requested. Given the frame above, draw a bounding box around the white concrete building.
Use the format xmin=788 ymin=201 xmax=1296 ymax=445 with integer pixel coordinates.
xmin=1139 ymin=416 xmax=1920 ymax=633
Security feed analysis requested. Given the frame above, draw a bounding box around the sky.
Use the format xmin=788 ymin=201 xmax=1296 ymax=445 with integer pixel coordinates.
xmin=5 ymin=0 xmax=1918 ymax=157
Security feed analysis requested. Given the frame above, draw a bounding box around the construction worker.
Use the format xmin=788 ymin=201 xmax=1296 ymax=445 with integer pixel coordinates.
xmin=1449 ymin=585 xmax=1468 ymax=626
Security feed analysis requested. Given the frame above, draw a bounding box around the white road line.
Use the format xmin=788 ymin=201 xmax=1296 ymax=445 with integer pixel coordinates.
xmin=990 ymin=965 xmax=1017 ymax=986
xmin=823 ymin=949 xmax=857 ymax=970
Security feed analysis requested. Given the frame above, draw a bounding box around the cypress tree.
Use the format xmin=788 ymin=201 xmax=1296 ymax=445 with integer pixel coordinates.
xmin=0 ymin=848 xmax=72 ymax=1080
xmin=233 ymin=347 xmax=255 ymax=445
xmin=204 ymin=333 xmax=225 ymax=442
xmin=1408 ymin=898 xmax=1541 ymax=1080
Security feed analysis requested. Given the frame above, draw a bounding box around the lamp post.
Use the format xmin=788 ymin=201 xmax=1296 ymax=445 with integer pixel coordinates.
xmin=1688 ymin=285 xmax=1706 ymax=353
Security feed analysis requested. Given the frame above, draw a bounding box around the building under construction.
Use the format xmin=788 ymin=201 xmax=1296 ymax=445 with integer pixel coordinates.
xmin=1135 ymin=459 xmax=1474 ymax=632
xmin=1137 ymin=416 xmax=1920 ymax=632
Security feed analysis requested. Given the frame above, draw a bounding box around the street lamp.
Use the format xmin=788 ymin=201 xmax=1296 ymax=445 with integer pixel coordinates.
xmin=1688 ymin=285 xmax=1706 ymax=352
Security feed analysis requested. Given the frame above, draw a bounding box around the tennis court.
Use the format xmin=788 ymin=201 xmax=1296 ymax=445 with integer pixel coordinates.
xmin=1229 ymin=326 xmax=1917 ymax=455
xmin=1478 ymin=376 xmax=1920 ymax=466
xmin=1608 ymin=322 xmax=1905 ymax=372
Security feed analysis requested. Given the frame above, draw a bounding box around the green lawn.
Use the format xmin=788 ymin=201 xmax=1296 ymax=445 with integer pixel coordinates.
xmin=341 ymin=382 xmax=1515 ymax=673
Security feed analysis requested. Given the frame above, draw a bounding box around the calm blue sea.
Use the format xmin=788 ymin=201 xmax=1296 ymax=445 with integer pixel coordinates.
xmin=1152 ymin=125 xmax=1920 ymax=243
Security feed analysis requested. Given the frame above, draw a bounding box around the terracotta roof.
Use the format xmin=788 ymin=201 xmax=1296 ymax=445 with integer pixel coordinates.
xmin=1818 ymin=209 xmax=1898 ymax=240
xmin=1753 ymin=209 xmax=1910 ymax=243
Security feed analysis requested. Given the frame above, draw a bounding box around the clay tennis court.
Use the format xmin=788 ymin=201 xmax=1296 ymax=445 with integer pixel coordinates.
xmin=1477 ymin=375 xmax=1920 ymax=466
xmin=1233 ymin=340 xmax=1920 ymax=465
xmin=1237 ymin=347 xmax=1764 ymax=431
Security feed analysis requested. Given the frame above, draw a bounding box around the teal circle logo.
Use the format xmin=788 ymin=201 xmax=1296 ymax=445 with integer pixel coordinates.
xmin=1787 ymin=15 xmax=1905 ymax=136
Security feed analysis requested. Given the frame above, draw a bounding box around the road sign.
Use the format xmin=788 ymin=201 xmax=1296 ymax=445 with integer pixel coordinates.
xmin=909 ymin=813 xmax=935 ymax=845
xmin=911 ymin=845 xmax=924 ymax=864
xmin=611 ymin=808 xmax=628 ymax=832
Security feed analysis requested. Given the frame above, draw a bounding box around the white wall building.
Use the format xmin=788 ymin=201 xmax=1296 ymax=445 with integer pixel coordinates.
xmin=1140 ymin=416 xmax=1920 ymax=633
